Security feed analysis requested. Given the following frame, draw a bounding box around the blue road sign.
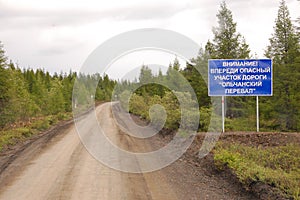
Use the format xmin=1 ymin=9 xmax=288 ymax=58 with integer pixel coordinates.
xmin=208 ymin=59 xmax=272 ymax=96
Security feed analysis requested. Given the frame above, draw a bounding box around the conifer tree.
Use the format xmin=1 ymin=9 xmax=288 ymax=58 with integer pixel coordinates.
xmin=0 ymin=42 xmax=9 ymax=127
xmin=205 ymin=1 xmax=251 ymax=119
xmin=205 ymin=1 xmax=250 ymax=59
xmin=263 ymin=0 xmax=300 ymax=130
xmin=265 ymin=0 xmax=299 ymax=64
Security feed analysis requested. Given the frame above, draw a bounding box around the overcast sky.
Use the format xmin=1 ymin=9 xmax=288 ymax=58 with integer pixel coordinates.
xmin=0 ymin=0 xmax=299 ymax=77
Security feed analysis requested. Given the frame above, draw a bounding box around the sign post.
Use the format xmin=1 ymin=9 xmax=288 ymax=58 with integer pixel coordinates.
xmin=256 ymin=96 xmax=259 ymax=132
xmin=208 ymin=59 xmax=272 ymax=132
xmin=222 ymin=96 xmax=225 ymax=133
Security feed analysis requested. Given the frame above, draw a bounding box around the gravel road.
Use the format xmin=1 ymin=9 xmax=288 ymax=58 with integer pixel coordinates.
xmin=0 ymin=102 xmax=255 ymax=200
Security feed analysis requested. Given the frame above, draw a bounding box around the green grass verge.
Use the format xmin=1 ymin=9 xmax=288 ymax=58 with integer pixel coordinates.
xmin=0 ymin=112 xmax=72 ymax=152
xmin=214 ymin=142 xmax=300 ymax=199
xmin=225 ymin=117 xmax=256 ymax=132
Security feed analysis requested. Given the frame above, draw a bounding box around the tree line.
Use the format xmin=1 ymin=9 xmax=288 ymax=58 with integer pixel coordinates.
xmin=0 ymin=45 xmax=116 ymax=128
xmin=0 ymin=0 xmax=299 ymax=132
xmin=118 ymin=0 xmax=300 ymax=132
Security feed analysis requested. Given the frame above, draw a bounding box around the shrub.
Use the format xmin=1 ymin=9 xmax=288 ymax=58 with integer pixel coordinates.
xmin=129 ymin=93 xmax=148 ymax=118
xmin=0 ymin=127 xmax=33 ymax=151
xmin=214 ymin=143 xmax=300 ymax=199
xmin=119 ymin=90 xmax=131 ymax=111
xmin=199 ymin=107 xmax=211 ymax=131
xmin=31 ymin=118 xmax=50 ymax=131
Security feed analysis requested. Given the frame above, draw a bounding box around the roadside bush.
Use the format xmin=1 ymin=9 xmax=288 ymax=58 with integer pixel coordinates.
xmin=56 ymin=112 xmax=70 ymax=121
xmin=0 ymin=127 xmax=33 ymax=151
xmin=199 ymin=107 xmax=211 ymax=131
xmin=214 ymin=143 xmax=300 ymax=199
xmin=161 ymin=92 xmax=181 ymax=129
xmin=199 ymin=106 xmax=224 ymax=132
xmin=128 ymin=91 xmax=204 ymax=131
xmin=119 ymin=90 xmax=131 ymax=111
xmin=129 ymin=93 xmax=149 ymax=118
xmin=181 ymin=108 xmax=199 ymax=130
xmin=149 ymin=104 xmax=166 ymax=130
xmin=31 ymin=118 xmax=50 ymax=131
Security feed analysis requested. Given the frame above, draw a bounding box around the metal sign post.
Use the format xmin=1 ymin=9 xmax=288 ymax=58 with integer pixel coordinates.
xmin=256 ymin=96 xmax=259 ymax=132
xmin=222 ymin=96 xmax=225 ymax=133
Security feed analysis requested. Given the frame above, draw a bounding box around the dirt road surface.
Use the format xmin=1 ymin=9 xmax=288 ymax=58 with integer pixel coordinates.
xmin=0 ymin=103 xmax=255 ymax=200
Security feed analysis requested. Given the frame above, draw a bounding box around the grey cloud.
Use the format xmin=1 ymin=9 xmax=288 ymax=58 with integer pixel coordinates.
xmin=38 ymin=47 xmax=66 ymax=56
xmin=118 ymin=4 xmax=187 ymax=20
xmin=36 ymin=39 xmax=85 ymax=56
xmin=0 ymin=2 xmax=188 ymax=30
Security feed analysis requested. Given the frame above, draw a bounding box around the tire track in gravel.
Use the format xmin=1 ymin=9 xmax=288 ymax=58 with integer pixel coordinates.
xmin=0 ymin=102 xmax=256 ymax=200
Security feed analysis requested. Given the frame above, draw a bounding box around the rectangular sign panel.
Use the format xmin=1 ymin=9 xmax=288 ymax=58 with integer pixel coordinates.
xmin=208 ymin=59 xmax=272 ymax=96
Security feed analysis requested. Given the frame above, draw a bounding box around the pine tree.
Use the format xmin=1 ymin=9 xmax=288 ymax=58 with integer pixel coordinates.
xmin=205 ymin=1 xmax=252 ymax=120
xmin=296 ymin=7 xmax=300 ymax=36
xmin=165 ymin=58 xmax=190 ymax=92
xmin=47 ymin=79 xmax=65 ymax=115
xmin=181 ymin=49 xmax=210 ymax=108
xmin=61 ymin=72 xmax=75 ymax=112
xmin=0 ymin=42 xmax=6 ymax=68
xmin=263 ymin=0 xmax=300 ymax=131
xmin=155 ymin=69 xmax=165 ymax=97
xmin=139 ymin=65 xmax=153 ymax=84
xmin=0 ymin=42 xmax=9 ymax=127
xmin=265 ymin=0 xmax=299 ymax=64
xmin=137 ymin=65 xmax=153 ymax=96
xmin=6 ymin=65 xmax=39 ymax=121
xmin=172 ymin=57 xmax=180 ymax=71
xmin=205 ymin=1 xmax=251 ymax=59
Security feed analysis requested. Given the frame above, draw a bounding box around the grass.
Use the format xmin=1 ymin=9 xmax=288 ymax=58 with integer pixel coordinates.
xmin=225 ymin=117 xmax=257 ymax=132
xmin=214 ymin=142 xmax=300 ymax=199
xmin=0 ymin=112 xmax=72 ymax=152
